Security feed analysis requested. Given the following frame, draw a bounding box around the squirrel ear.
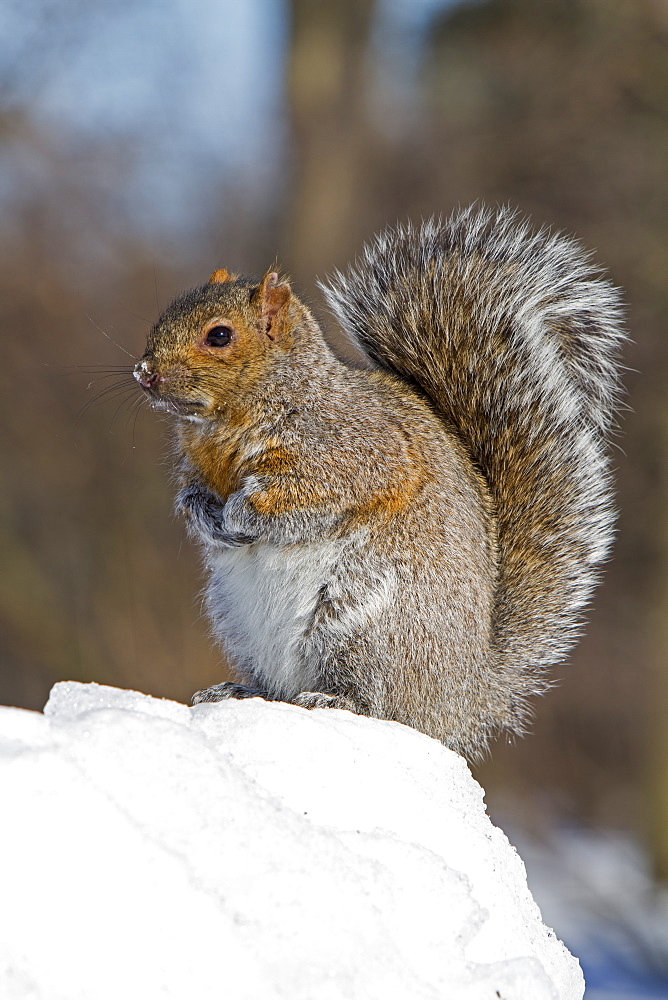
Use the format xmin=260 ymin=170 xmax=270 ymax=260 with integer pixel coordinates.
xmin=257 ymin=270 xmax=291 ymax=336
xmin=208 ymin=268 xmax=235 ymax=284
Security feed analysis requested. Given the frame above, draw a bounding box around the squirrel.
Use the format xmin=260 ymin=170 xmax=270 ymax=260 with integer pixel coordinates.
xmin=134 ymin=205 xmax=625 ymax=759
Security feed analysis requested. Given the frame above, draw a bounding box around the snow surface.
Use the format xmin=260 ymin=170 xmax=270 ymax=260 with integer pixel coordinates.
xmin=0 ymin=682 xmax=584 ymax=1000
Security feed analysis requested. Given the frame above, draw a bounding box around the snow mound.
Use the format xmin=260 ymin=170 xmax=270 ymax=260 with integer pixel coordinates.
xmin=0 ymin=682 xmax=584 ymax=1000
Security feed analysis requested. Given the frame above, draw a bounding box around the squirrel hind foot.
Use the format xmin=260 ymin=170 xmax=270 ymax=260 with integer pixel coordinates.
xmin=292 ymin=691 xmax=358 ymax=713
xmin=191 ymin=682 xmax=267 ymax=705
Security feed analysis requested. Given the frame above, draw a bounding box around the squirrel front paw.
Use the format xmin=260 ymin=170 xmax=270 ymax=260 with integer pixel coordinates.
xmin=176 ymin=483 xmax=256 ymax=547
xmin=191 ymin=681 xmax=267 ymax=705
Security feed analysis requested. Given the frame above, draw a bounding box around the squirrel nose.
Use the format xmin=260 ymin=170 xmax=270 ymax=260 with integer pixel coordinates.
xmin=134 ymin=363 xmax=163 ymax=390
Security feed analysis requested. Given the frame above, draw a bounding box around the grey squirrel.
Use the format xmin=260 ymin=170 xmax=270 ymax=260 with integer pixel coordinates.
xmin=134 ymin=205 xmax=625 ymax=759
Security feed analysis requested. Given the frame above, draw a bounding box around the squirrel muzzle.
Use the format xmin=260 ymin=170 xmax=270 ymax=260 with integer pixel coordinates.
xmin=134 ymin=361 xmax=163 ymax=391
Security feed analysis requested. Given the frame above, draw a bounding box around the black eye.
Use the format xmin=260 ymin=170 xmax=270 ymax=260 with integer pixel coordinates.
xmin=204 ymin=325 xmax=233 ymax=348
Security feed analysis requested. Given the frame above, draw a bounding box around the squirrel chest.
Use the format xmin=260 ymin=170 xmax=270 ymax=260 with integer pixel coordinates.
xmin=205 ymin=537 xmax=353 ymax=699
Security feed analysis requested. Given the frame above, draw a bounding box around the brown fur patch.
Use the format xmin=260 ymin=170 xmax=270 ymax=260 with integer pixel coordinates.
xmin=179 ymin=423 xmax=246 ymax=501
xmin=208 ymin=268 xmax=235 ymax=284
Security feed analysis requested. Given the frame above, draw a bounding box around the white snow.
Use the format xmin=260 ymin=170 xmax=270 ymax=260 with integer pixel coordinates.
xmin=0 ymin=682 xmax=584 ymax=1000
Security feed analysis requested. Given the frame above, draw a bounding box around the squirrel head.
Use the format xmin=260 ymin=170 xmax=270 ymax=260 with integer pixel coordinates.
xmin=134 ymin=268 xmax=305 ymax=420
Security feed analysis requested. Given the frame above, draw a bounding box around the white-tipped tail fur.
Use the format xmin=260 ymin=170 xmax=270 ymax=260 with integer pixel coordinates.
xmin=321 ymin=206 xmax=626 ymax=715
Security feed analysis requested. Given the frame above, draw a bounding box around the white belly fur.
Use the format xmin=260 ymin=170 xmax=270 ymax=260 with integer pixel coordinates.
xmin=204 ymin=539 xmax=345 ymax=699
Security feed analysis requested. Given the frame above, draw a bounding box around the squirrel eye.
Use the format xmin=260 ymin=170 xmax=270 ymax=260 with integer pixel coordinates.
xmin=204 ymin=324 xmax=233 ymax=348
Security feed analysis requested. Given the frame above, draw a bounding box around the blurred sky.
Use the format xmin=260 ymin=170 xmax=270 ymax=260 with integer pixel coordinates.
xmin=0 ymin=0 xmax=287 ymax=235
xmin=0 ymin=0 xmax=462 ymax=239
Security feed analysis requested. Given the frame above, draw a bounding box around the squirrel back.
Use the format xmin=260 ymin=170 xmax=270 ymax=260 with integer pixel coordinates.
xmin=321 ymin=206 xmax=625 ymax=724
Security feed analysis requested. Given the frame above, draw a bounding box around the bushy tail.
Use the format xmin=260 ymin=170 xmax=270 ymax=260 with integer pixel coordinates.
xmin=321 ymin=206 xmax=625 ymax=719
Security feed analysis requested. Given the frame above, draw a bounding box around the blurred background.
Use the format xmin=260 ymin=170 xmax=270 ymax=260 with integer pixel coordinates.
xmin=1 ymin=0 xmax=667 ymax=993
